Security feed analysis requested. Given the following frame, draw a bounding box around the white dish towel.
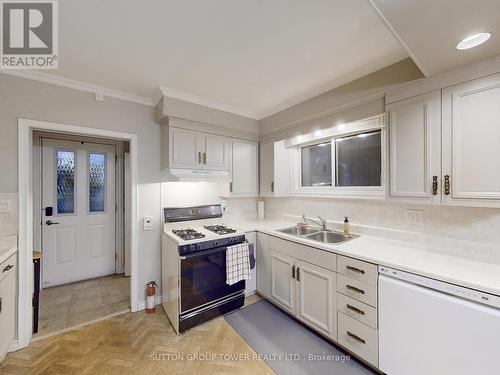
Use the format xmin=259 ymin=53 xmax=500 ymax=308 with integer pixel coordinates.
xmin=226 ymin=242 xmax=251 ymax=286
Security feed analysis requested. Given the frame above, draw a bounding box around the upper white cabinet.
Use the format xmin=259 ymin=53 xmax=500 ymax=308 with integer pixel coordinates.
xmin=387 ymin=71 xmax=500 ymax=208
xmin=204 ymin=134 xmax=230 ymax=171
xmin=169 ymin=128 xmax=205 ymax=170
xmin=442 ymin=74 xmax=500 ymax=207
xmin=230 ymin=139 xmax=258 ymax=196
xmin=387 ymin=91 xmax=441 ymax=204
xmin=260 ymin=140 xmax=274 ymax=196
xmin=259 ymin=139 xmax=290 ymax=197
xmin=163 ymin=127 xmax=231 ymax=181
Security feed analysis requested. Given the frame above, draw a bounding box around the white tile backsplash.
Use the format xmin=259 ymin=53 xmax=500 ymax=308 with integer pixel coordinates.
xmin=264 ymin=197 xmax=500 ymax=263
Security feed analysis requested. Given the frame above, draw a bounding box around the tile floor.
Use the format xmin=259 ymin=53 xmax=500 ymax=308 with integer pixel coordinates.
xmin=34 ymin=273 xmax=130 ymax=339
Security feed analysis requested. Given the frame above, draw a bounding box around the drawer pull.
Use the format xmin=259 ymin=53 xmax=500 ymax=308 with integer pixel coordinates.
xmin=346 ymin=285 xmax=365 ymax=294
xmin=292 ymin=265 xmax=295 ymax=279
xmin=347 ymin=331 xmax=366 ymax=344
xmin=2 ymin=264 xmax=13 ymax=273
xmin=296 ymin=267 xmax=300 ymax=282
xmin=346 ymin=304 xmax=365 ymax=315
xmin=346 ymin=265 xmax=365 ymax=275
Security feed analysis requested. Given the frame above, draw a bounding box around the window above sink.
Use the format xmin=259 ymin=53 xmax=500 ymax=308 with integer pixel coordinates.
xmin=289 ymin=115 xmax=386 ymax=199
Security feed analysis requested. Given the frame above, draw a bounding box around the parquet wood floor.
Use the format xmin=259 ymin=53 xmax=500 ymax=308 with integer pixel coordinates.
xmin=1 ymin=294 xmax=274 ymax=375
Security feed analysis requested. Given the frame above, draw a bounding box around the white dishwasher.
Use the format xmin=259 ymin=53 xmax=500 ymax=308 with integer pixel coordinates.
xmin=379 ymin=266 xmax=500 ymax=375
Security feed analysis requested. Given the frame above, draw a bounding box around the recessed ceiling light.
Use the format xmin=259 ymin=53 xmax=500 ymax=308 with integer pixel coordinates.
xmin=456 ymin=32 xmax=491 ymax=50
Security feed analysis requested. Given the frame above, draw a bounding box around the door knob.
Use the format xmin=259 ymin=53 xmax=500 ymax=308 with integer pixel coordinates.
xmin=45 ymin=220 xmax=60 ymax=225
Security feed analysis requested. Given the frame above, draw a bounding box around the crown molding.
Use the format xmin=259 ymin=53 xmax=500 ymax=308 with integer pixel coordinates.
xmin=0 ymin=70 xmax=155 ymax=107
xmin=158 ymin=86 xmax=259 ymax=120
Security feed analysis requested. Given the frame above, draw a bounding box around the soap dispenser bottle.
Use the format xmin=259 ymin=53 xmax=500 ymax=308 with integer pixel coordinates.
xmin=343 ymin=216 xmax=350 ymax=236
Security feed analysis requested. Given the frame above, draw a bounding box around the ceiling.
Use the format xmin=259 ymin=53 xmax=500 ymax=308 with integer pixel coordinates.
xmin=42 ymin=0 xmax=407 ymax=119
xmin=369 ymin=0 xmax=500 ymax=76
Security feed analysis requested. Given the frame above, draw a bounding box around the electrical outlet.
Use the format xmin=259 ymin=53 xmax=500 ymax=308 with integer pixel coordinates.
xmin=405 ymin=209 xmax=424 ymax=226
xmin=0 ymin=199 xmax=12 ymax=214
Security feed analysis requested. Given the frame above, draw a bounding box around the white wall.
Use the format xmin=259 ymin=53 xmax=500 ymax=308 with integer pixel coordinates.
xmin=0 ymin=73 xmax=161 ymax=305
xmin=264 ymin=197 xmax=500 ymax=263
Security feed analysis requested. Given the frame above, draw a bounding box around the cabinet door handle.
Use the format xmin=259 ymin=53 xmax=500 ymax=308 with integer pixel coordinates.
xmin=203 ymin=152 xmax=207 ymax=165
xmin=0 ymin=297 xmax=2 ymax=314
xmin=292 ymin=265 xmax=295 ymax=279
xmin=271 ymin=181 xmax=274 ymax=193
xmin=432 ymin=175 xmax=438 ymax=195
xmin=2 ymin=264 xmax=14 ymax=273
xmin=198 ymin=152 xmax=202 ymax=164
xmin=346 ymin=265 xmax=365 ymax=275
xmin=346 ymin=284 xmax=365 ymax=294
xmin=444 ymin=175 xmax=451 ymax=195
xmin=347 ymin=331 xmax=366 ymax=344
xmin=346 ymin=304 xmax=365 ymax=315
xmin=296 ymin=267 xmax=300 ymax=282
xmin=229 ymin=182 xmax=233 ymax=193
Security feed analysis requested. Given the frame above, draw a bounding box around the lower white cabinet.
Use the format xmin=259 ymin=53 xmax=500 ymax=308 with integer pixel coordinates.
xmin=257 ymin=234 xmax=380 ymax=368
xmin=0 ymin=254 xmax=17 ymax=360
xmin=296 ymin=260 xmax=337 ymax=339
xmin=338 ymin=311 xmax=379 ymax=367
xmin=267 ymin=237 xmax=338 ymax=340
xmin=270 ymin=250 xmax=296 ymax=313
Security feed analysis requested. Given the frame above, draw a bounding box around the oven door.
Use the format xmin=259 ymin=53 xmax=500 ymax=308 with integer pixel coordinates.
xmin=180 ymin=246 xmax=245 ymax=314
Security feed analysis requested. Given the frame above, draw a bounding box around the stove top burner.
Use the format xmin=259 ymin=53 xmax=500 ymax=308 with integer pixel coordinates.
xmin=204 ymin=225 xmax=237 ymax=235
xmin=172 ymin=228 xmax=205 ymax=241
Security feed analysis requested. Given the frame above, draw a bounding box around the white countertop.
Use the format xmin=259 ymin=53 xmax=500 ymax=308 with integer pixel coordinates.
xmin=0 ymin=235 xmax=18 ymax=264
xmin=226 ymin=218 xmax=500 ymax=297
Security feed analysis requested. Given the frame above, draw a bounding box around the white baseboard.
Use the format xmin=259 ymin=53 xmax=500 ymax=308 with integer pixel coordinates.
xmin=136 ymin=295 xmax=162 ymax=311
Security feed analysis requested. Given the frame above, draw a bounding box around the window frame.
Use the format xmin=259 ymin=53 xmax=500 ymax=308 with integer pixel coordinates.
xmin=290 ymin=118 xmax=386 ymax=199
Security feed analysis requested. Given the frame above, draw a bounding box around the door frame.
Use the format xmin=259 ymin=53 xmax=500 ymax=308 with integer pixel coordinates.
xmin=17 ymin=118 xmax=139 ymax=350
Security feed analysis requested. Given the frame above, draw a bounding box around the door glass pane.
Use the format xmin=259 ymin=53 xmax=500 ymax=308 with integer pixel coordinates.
xmin=301 ymin=142 xmax=332 ymax=186
xmin=56 ymin=150 xmax=75 ymax=214
xmin=89 ymin=153 xmax=106 ymax=212
xmin=335 ymin=131 xmax=381 ymax=187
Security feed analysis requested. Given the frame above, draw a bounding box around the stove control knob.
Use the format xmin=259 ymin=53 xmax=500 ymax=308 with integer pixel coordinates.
xmin=189 ymin=244 xmax=196 ymax=252
xmin=213 ymin=241 xmax=218 ymax=247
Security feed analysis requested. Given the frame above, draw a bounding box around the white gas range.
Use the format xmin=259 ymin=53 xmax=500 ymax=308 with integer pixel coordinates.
xmin=161 ymin=204 xmax=248 ymax=334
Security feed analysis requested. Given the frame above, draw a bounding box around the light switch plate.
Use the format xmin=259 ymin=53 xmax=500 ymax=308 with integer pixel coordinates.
xmin=405 ymin=209 xmax=424 ymax=226
xmin=143 ymin=216 xmax=153 ymax=231
xmin=0 ymin=199 xmax=12 ymax=214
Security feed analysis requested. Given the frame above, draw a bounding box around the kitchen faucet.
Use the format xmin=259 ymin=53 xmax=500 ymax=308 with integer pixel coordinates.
xmin=302 ymin=214 xmax=328 ymax=231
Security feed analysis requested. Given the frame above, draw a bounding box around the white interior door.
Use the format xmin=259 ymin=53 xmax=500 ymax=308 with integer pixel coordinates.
xmin=41 ymin=139 xmax=116 ymax=287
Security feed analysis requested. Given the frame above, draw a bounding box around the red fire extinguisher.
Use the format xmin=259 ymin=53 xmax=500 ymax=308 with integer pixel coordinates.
xmin=146 ymin=281 xmax=158 ymax=313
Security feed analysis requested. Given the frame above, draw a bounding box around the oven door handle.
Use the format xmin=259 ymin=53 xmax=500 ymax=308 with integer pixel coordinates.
xmin=180 ymin=246 xmax=230 ymax=259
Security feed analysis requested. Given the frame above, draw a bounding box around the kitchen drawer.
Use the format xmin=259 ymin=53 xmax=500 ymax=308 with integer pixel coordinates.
xmin=337 ymin=255 xmax=377 ymax=286
xmin=269 ymin=236 xmax=336 ymax=271
xmin=337 ymin=292 xmax=377 ymax=329
xmin=0 ymin=254 xmax=16 ymax=282
xmin=337 ymin=274 xmax=377 ymax=307
xmin=338 ymin=311 xmax=378 ymax=367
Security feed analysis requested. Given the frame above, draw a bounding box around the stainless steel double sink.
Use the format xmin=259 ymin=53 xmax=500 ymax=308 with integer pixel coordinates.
xmin=277 ymin=225 xmax=358 ymax=244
